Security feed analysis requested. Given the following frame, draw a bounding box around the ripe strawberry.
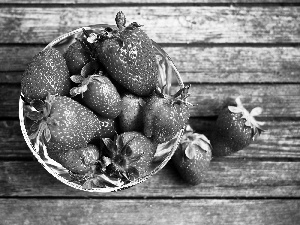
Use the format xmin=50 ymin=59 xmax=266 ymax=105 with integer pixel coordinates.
xmin=55 ymin=144 xmax=100 ymax=175
xmin=63 ymin=39 xmax=93 ymax=75
xmin=88 ymin=11 xmax=158 ymax=96
xmin=70 ymin=70 xmax=122 ymax=119
xmin=143 ymin=85 xmax=191 ymax=144
xmin=211 ymin=97 xmax=264 ymax=157
xmin=24 ymin=94 xmax=115 ymax=159
xmin=118 ymin=93 xmax=145 ymax=133
xmin=172 ymin=125 xmax=212 ymax=185
xmin=21 ymin=47 xmax=71 ymax=102
xmin=101 ymin=131 xmax=157 ymax=181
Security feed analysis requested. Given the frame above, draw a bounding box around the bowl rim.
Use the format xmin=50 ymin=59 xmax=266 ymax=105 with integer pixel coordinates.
xmin=19 ymin=25 xmax=185 ymax=192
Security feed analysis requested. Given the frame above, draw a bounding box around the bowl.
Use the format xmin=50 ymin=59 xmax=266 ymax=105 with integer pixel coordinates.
xmin=19 ymin=24 xmax=185 ymax=192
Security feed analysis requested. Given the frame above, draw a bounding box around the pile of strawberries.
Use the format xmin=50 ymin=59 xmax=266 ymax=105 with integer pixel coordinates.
xmin=21 ymin=11 xmax=264 ymax=189
xmin=21 ymin=12 xmax=191 ymax=189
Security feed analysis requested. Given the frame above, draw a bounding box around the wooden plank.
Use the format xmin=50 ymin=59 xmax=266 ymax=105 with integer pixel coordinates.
xmin=1 ymin=0 xmax=300 ymax=3
xmin=0 ymin=85 xmax=20 ymax=118
xmin=1 ymin=199 xmax=300 ymax=225
xmin=2 ymin=119 xmax=300 ymax=159
xmin=185 ymin=84 xmax=300 ymax=117
xmin=1 ymin=46 xmax=300 ymax=83
xmin=3 ymin=84 xmax=300 ymax=117
xmin=0 ymin=120 xmax=31 ymax=158
xmin=0 ymin=72 xmax=22 ymax=84
xmin=1 ymin=160 xmax=300 ymax=197
xmin=0 ymin=46 xmax=42 ymax=71
xmin=167 ymin=47 xmax=300 ymax=83
xmin=1 ymin=6 xmax=300 ymax=44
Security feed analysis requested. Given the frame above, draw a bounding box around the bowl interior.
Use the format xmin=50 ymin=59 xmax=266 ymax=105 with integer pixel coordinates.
xmin=19 ymin=24 xmax=185 ymax=192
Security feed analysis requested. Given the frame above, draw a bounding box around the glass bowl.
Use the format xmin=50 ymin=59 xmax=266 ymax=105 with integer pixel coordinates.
xmin=19 ymin=24 xmax=185 ymax=192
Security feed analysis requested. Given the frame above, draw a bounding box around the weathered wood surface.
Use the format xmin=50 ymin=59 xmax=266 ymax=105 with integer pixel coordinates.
xmin=0 ymin=2 xmax=299 ymax=224
xmin=2 ymin=0 xmax=300 ymax=3
xmin=1 ymin=6 xmax=300 ymax=44
xmin=1 ymin=160 xmax=300 ymax=198
xmin=2 ymin=84 xmax=299 ymax=117
xmin=1 ymin=198 xmax=299 ymax=225
xmin=2 ymin=46 xmax=300 ymax=83
xmin=1 ymin=119 xmax=300 ymax=159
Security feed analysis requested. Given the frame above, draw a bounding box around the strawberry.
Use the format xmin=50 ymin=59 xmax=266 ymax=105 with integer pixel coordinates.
xmin=87 ymin=11 xmax=158 ymax=96
xmin=172 ymin=125 xmax=212 ymax=185
xmin=101 ymin=131 xmax=157 ymax=181
xmin=70 ymin=68 xmax=122 ymax=119
xmin=55 ymin=144 xmax=100 ymax=175
xmin=50 ymin=143 xmax=125 ymax=189
xmin=24 ymin=94 xmax=115 ymax=160
xmin=211 ymin=97 xmax=264 ymax=157
xmin=63 ymin=39 xmax=93 ymax=75
xmin=143 ymin=85 xmax=191 ymax=144
xmin=118 ymin=93 xmax=145 ymax=133
xmin=21 ymin=47 xmax=71 ymax=102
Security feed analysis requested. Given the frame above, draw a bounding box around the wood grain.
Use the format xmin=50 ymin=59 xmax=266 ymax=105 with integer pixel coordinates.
xmin=1 ymin=6 xmax=300 ymax=44
xmin=1 ymin=0 xmax=300 ymax=3
xmin=2 ymin=46 xmax=300 ymax=83
xmin=184 ymin=84 xmax=300 ymax=117
xmin=0 ymin=2 xmax=299 ymax=224
xmin=1 ymin=199 xmax=299 ymax=225
xmin=0 ymin=120 xmax=29 ymax=158
xmin=0 ymin=72 xmax=22 ymax=84
xmin=1 ymin=160 xmax=300 ymax=197
xmin=2 ymin=119 xmax=300 ymax=159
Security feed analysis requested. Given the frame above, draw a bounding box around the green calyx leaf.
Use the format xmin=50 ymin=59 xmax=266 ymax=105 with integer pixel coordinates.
xmin=28 ymin=121 xmax=40 ymax=137
xmin=28 ymin=120 xmax=51 ymax=143
xmin=26 ymin=93 xmax=56 ymax=143
xmin=120 ymin=136 xmax=136 ymax=157
xmin=182 ymin=130 xmax=212 ymax=159
xmin=43 ymin=125 xmax=51 ymax=142
xmin=70 ymin=72 xmax=103 ymax=97
xmin=103 ymin=134 xmax=141 ymax=177
xmin=44 ymin=93 xmax=55 ymax=117
xmin=184 ymin=144 xmax=197 ymax=159
xmin=125 ymin=166 xmax=139 ymax=181
xmin=69 ymin=75 xmax=90 ymax=97
xmin=115 ymin=11 xmax=126 ymax=31
xmin=126 ymin=22 xmax=143 ymax=31
xmin=24 ymin=106 xmax=44 ymax=121
xmin=157 ymin=83 xmax=192 ymax=107
xmin=30 ymin=99 xmax=45 ymax=111
xmin=25 ymin=94 xmax=53 ymax=121
xmin=70 ymin=85 xmax=88 ymax=97
xmin=138 ymin=98 xmax=146 ymax=107
xmin=228 ymin=96 xmax=265 ymax=138
xmin=102 ymin=138 xmax=116 ymax=154
xmin=70 ymin=75 xmax=85 ymax=83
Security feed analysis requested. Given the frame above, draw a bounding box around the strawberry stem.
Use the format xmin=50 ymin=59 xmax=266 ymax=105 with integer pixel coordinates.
xmin=172 ymin=84 xmax=190 ymax=99
xmin=115 ymin=11 xmax=126 ymax=31
xmin=154 ymin=86 xmax=165 ymax=98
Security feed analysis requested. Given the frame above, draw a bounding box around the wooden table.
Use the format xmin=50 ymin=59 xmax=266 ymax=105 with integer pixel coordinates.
xmin=1 ymin=1 xmax=300 ymax=224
